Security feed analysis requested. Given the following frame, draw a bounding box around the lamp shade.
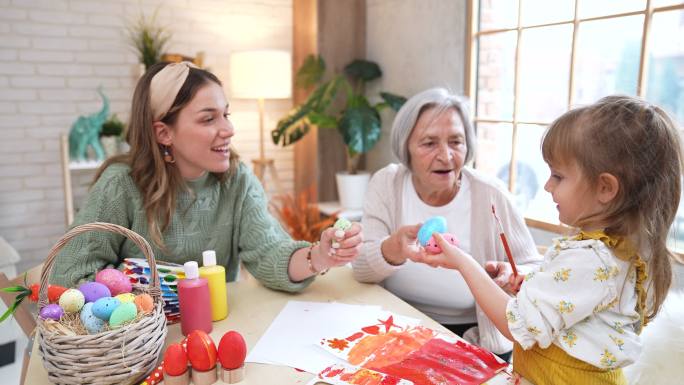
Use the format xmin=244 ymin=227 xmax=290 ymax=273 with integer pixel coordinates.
xmin=229 ymin=50 xmax=292 ymax=99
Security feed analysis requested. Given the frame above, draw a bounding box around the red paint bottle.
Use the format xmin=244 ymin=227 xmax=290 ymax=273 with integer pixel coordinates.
xmin=178 ymin=261 xmax=212 ymax=336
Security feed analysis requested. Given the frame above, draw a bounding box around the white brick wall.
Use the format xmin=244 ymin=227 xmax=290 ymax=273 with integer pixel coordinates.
xmin=0 ymin=0 xmax=295 ymax=274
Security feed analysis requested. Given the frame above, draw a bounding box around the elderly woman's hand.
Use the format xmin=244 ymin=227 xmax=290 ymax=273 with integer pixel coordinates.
xmin=317 ymin=222 xmax=363 ymax=269
xmin=380 ymin=224 xmax=425 ymax=265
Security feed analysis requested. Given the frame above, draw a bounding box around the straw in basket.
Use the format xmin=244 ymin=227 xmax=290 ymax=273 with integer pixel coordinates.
xmin=36 ymin=222 xmax=168 ymax=385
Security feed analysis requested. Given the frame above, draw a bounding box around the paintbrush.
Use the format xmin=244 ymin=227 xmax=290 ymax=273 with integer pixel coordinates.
xmin=491 ymin=205 xmax=519 ymax=277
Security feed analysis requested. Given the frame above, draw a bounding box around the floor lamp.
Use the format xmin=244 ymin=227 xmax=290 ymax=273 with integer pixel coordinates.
xmin=230 ymin=50 xmax=292 ymax=195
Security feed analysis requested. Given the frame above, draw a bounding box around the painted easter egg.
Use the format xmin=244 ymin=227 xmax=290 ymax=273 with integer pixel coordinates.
xmin=163 ymin=343 xmax=188 ymax=376
xmin=79 ymin=302 xmax=106 ymax=334
xmin=109 ymin=302 xmax=137 ymax=328
xmin=134 ymin=293 xmax=154 ymax=314
xmin=39 ymin=304 xmax=64 ymax=320
xmin=92 ymin=296 xmax=121 ymax=321
xmin=333 ymin=218 xmax=352 ymax=231
xmin=217 ymin=330 xmax=247 ymax=370
xmin=186 ymin=330 xmax=217 ymax=371
xmin=78 ymin=282 xmax=111 ymax=303
xmin=425 ymin=233 xmax=460 ymax=254
xmin=95 ymin=268 xmax=132 ymax=296
xmin=417 ymin=216 xmax=448 ymax=246
xmin=58 ymin=288 xmax=85 ymax=313
xmin=115 ymin=292 xmax=136 ymax=304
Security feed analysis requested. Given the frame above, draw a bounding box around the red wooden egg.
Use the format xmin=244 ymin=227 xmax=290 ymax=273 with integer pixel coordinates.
xmin=162 ymin=343 xmax=188 ymax=376
xmin=217 ymin=330 xmax=247 ymax=369
xmin=186 ymin=330 xmax=217 ymax=371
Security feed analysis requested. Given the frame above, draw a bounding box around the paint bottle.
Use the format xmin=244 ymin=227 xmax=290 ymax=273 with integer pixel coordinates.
xmin=178 ymin=261 xmax=212 ymax=335
xmin=199 ymin=250 xmax=228 ymax=321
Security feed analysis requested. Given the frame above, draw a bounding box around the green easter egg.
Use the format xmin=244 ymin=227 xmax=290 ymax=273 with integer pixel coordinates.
xmin=108 ymin=302 xmax=138 ymax=329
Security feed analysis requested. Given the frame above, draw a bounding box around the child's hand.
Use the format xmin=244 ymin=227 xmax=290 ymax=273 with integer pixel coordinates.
xmin=421 ymin=232 xmax=471 ymax=270
xmin=485 ymin=261 xmax=513 ymax=287
xmin=508 ymin=272 xmax=525 ymax=295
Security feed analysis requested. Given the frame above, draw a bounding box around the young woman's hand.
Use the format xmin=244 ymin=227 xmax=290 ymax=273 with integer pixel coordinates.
xmin=317 ymin=222 xmax=363 ymax=269
xmin=380 ymin=224 xmax=424 ymax=265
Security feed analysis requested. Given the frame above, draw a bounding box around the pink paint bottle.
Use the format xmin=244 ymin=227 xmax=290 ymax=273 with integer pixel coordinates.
xmin=178 ymin=261 xmax=212 ymax=336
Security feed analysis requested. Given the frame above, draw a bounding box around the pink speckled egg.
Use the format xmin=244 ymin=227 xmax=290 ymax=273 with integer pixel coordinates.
xmin=425 ymin=233 xmax=460 ymax=254
xmin=95 ymin=268 xmax=132 ymax=296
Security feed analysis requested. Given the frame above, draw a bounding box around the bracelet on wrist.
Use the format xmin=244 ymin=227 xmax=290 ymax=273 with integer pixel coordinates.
xmin=306 ymin=242 xmax=329 ymax=275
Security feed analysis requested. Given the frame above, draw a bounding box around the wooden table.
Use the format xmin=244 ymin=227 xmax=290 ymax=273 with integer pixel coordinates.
xmin=24 ymin=267 xmax=527 ymax=384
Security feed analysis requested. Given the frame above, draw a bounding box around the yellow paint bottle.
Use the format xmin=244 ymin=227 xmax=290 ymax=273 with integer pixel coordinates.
xmin=199 ymin=250 xmax=228 ymax=321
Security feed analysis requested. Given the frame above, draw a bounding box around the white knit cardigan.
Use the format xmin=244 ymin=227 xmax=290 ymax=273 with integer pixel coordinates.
xmin=352 ymin=163 xmax=543 ymax=354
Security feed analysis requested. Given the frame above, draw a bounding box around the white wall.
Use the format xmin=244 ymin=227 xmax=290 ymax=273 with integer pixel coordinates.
xmin=0 ymin=0 xmax=295 ymax=274
xmin=365 ymin=0 xmax=467 ymax=172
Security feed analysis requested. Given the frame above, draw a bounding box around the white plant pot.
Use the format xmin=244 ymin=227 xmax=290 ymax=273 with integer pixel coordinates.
xmin=336 ymin=172 xmax=370 ymax=210
xmin=100 ymin=136 xmax=119 ymax=158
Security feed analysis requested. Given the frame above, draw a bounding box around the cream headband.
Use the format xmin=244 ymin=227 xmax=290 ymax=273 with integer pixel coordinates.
xmin=150 ymin=61 xmax=199 ymax=121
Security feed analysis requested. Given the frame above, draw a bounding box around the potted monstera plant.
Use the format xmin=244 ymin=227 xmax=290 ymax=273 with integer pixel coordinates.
xmin=272 ymin=55 xmax=406 ymax=209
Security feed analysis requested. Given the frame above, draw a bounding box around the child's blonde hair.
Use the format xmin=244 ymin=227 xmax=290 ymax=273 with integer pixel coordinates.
xmin=541 ymin=95 xmax=683 ymax=323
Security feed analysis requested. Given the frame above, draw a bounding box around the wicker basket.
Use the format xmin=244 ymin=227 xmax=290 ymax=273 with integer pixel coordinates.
xmin=36 ymin=222 xmax=168 ymax=385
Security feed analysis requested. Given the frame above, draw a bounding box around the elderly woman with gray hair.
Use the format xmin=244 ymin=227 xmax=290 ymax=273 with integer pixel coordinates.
xmin=352 ymin=87 xmax=541 ymax=360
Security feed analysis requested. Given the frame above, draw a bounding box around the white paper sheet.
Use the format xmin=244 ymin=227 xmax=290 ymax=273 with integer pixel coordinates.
xmin=246 ymin=301 xmax=420 ymax=374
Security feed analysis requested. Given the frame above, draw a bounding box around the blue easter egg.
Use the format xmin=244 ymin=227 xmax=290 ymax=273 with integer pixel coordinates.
xmin=417 ymin=216 xmax=448 ymax=246
xmin=80 ymin=302 xmax=106 ymax=334
xmin=91 ymin=297 xmax=121 ymax=321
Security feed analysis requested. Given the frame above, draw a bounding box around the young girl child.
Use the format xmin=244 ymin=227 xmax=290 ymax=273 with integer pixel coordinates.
xmin=428 ymin=95 xmax=682 ymax=385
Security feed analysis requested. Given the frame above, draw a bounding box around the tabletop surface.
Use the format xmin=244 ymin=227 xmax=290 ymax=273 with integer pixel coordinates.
xmin=25 ymin=267 xmax=527 ymax=385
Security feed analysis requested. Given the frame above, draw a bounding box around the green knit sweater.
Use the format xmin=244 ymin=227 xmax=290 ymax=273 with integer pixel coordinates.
xmin=51 ymin=162 xmax=314 ymax=292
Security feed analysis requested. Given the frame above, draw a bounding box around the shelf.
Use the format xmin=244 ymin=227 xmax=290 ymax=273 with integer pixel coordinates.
xmin=68 ymin=160 xmax=102 ymax=170
xmin=317 ymin=201 xmax=363 ymax=222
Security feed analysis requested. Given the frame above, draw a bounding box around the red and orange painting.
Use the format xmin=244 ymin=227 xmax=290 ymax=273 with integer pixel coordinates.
xmin=320 ymin=316 xmax=507 ymax=385
xmin=311 ymin=363 xmax=414 ymax=385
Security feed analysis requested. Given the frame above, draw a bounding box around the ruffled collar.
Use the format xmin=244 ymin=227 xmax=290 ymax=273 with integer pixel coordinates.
xmin=574 ymin=230 xmax=648 ymax=330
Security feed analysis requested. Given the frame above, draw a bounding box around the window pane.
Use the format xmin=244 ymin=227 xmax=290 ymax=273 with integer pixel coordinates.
xmin=517 ymin=24 xmax=573 ymax=122
xmin=475 ymin=122 xmax=513 ymax=188
xmin=520 ymin=0 xmax=574 ymax=26
xmin=652 ymin=0 xmax=684 ymax=7
xmin=577 ymin=0 xmax=646 ymax=19
xmin=671 ymin=188 xmax=684 ymax=252
xmin=573 ymin=16 xmax=643 ymax=105
xmin=513 ymin=124 xmax=557 ymax=223
xmin=476 ymin=31 xmax=516 ymax=120
xmin=479 ymin=0 xmax=519 ymax=31
xmin=646 ymin=10 xmax=684 ymax=127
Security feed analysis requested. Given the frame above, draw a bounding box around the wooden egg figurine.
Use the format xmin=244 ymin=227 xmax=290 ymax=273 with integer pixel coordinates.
xmin=218 ymin=330 xmax=247 ymax=383
xmin=162 ymin=343 xmax=189 ymax=385
xmin=186 ymin=330 xmax=217 ymax=385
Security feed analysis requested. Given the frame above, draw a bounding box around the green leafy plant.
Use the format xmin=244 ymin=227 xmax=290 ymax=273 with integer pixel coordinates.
xmin=125 ymin=9 xmax=171 ymax=70
xmin=101 ymin=114 xmax=125 ymax=137
xmin=271 ymin=55 xmax=406 ymax=174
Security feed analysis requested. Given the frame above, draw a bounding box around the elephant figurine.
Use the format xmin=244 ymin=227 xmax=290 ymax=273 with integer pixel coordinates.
xmin=69 ymin=86 xmax=110 ymax=162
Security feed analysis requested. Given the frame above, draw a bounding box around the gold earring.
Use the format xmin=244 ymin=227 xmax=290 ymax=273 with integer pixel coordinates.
xmin=163 ymin=146 xmax=176 ymax=164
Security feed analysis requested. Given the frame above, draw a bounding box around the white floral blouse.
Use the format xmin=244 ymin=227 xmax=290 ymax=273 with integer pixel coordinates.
xmin=506 ymin=236 xmax=642 ymax=369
